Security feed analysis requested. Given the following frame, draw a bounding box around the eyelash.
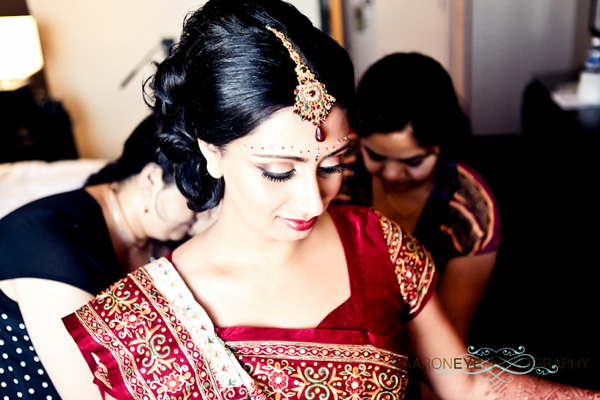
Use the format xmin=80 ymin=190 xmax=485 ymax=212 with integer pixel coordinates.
xmin=318 ymin=164 xmax=345 ymax=176
xmin=261 ymin=170 xmax=296 ymax=182
xmin=260 ymin=163 xmax=345 ymax=183
xmin=365 ymin=149 xmax=386 ymax=161
xmin=404 ymin=158 xmax=425 ymax=167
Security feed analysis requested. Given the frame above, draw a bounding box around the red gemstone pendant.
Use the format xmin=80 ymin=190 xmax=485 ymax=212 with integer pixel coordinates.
xmin=315 ymin=126 xmax=326 ymax=142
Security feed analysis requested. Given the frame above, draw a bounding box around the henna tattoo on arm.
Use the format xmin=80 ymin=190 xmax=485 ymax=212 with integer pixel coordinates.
xmin=493 ymin=374 xmax=600 ymax=400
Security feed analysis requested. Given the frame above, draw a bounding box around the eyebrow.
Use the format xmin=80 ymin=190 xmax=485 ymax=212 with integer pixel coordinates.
xmin=363 ymin=145 xmax=430 ymax=163
xmin=251 ymin=142 xmax=351 ymax=162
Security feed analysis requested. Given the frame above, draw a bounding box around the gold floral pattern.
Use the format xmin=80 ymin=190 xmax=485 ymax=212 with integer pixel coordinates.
xmin=375 ymin=210 xmax=436 ymax=315
xmin=229 ymin=342 xmax=408 ymax=400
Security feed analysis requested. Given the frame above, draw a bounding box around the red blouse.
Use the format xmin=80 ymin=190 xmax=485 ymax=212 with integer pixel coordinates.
xmin=63 ymin=205 xmax=437 ymax=400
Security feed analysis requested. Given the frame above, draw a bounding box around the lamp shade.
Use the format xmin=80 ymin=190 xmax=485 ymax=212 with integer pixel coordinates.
xmin=0 ymin=16 xmax=44 ymax=90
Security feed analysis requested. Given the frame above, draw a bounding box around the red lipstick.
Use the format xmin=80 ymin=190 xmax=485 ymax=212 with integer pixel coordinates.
xmin=279 ymin=216 xmax=317 ymax=231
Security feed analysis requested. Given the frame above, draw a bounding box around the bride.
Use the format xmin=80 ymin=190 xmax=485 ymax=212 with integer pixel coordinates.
xmin=63 ymin=1 xmax=599 ymax=399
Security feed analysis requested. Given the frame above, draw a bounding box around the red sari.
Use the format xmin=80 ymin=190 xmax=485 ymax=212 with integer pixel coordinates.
xmin=63 ymin=205 xmax=437 ymax=400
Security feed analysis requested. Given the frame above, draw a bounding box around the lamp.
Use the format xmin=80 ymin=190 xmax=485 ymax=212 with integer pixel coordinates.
xmin=0 ymin=15 xmax=44 ymax=91
xmin=0 ymin=15 xmax=76 ymax=163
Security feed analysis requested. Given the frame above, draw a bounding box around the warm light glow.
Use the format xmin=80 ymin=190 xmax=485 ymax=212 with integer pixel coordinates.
xmin=0 ymin=15 xmax=45 ymax=91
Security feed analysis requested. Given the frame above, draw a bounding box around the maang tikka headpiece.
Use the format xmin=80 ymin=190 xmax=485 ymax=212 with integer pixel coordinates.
xmin=266 ymin=25 xmax=336 ymax=142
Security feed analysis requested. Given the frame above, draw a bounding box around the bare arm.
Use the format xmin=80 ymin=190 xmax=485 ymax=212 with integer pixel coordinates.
xmin=407 ymin=293 xmax=600 ymax=400
xmin=436 ymin=251 xmax=497 ymax=341
xmin=12 ymin=278 xmax=104 ymax=400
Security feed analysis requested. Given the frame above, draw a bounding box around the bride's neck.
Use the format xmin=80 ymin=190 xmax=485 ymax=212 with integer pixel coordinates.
xmin=179 ymin=208 xmax=329 ymax=270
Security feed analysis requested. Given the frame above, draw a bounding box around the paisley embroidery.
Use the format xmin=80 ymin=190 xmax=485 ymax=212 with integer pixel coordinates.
xmin=442 ymin=164 xmax=499 ymax=256
xmin=91 ymin=353 xmax=112 ymax=390
xmin=375 ymin=210 xmax=436 ymax=315
xmin=227 ymin=342 xmax=407 ymax=400
xmin=229 ymin=342 xmax=408 ymax=400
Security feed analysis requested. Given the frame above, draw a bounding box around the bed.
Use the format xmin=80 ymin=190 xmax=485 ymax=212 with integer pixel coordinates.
xmin=0 ymin=158 xmax=109 ymax=219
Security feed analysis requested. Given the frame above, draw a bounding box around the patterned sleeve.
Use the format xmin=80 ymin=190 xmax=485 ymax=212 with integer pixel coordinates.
xmin=375 ymin=210 xmax=438 ymax=318
xmin=443 ymin=163 xmax=501 ymax=257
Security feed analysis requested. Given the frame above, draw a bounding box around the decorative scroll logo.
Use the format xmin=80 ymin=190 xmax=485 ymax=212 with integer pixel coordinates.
xmin=433 ymin=346 xmax=559 ymax=395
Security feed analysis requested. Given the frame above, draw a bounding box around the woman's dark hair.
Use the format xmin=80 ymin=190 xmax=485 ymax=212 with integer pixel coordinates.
xmin=85 ymin=114 xmax=175 ymax=186
xmin=355 ymin=52 xmax=471 ymax=154
xmin=147 ymin=0 xmax=356 ymax=211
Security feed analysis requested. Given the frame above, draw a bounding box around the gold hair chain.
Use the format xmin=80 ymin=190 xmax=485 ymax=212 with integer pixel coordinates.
xmin=266 ymin=25 xmax=336 ymax=142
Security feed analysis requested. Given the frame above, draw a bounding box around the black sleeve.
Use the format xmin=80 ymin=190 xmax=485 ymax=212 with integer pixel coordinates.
xmin=0 ymin=190 xmax=123 ymax=295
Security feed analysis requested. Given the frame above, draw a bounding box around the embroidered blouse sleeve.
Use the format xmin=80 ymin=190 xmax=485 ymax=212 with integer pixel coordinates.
xmin=375 ymin=210 xmax=438 ymax=318
xmin=445 ymin=163 xmax=501 ymax=257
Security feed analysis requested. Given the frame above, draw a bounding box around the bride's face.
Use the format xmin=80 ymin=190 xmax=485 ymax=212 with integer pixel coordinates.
xmin=200 ymin=106 xmax=350 ymax=242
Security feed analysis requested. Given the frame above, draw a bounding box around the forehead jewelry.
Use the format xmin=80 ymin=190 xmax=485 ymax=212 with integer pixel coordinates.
xmin=266 ymin=25 xmax=336 ymax=143
xmin=236 ymin=136 xmax=350 ymax=162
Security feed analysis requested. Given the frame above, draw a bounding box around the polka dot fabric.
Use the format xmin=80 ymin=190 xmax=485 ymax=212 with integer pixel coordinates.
xmin=0 ymin=292 xmax=60 ymax=399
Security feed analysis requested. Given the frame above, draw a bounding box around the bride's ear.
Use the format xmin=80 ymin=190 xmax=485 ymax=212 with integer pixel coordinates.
xmin=197 ymin=140 xmax=223 ymax=178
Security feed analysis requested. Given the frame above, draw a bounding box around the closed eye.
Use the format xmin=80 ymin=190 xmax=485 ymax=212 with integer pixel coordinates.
xmin=318 ymin=163 xmax=346 ymax=177
xmin=363 ymin=147 xmax=386 ymax=162
xmin=260 ymin=168 xmax=297 ymax=182
xmin=401 ymin=156 xmax=427 ymax=167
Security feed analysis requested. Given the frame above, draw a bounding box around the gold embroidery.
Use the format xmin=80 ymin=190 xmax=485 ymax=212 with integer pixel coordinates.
xmin=228 ymin=341 xmax=407 ymax=371
xmin=228 ymin=341 xmax=408 ymax=400
xmin=375 ymin=210 xmax=436 ymax=315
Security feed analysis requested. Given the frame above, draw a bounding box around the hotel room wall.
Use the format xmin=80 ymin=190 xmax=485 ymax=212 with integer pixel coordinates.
xmin=25 ymin=0 xmax=320 ymax=160
xmin=343 ymin=0 xmax=589 ymax=136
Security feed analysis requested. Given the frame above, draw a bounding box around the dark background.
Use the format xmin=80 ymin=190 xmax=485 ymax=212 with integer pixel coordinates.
xmin=465 ymin=128 xmax=599 ymax=390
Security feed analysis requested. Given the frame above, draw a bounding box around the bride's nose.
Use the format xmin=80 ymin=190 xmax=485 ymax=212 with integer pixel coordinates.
xmin=295 ymin=172 xmax=325 ymax=217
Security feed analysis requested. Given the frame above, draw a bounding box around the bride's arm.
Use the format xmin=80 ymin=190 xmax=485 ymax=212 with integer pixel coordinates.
xmin=407 ymin=294 xmax=600 ymax=400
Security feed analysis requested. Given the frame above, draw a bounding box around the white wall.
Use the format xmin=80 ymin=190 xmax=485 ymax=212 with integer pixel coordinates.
xmin=344 ymin=0 xmax=452 ymax=82
xmin=27 ymin=0 xmax=320 ymax=159
xmin=344 ymin=0 xmax=583 ymax=136
xmin=468 ymin=0 xmax=577 ymax=134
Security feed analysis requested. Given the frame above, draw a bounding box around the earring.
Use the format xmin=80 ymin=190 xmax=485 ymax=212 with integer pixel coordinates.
xmin=142 ymin=187 xmax=151 ymax=214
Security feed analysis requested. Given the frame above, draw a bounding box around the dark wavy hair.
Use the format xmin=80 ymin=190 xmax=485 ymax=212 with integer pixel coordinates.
xmin=146 ymin=0 xmax=356 ymax=212
xmin=85 ymin=114 xmax=176 ymax=186
xmin=355 ymin=52 xmax=471 ymax=157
